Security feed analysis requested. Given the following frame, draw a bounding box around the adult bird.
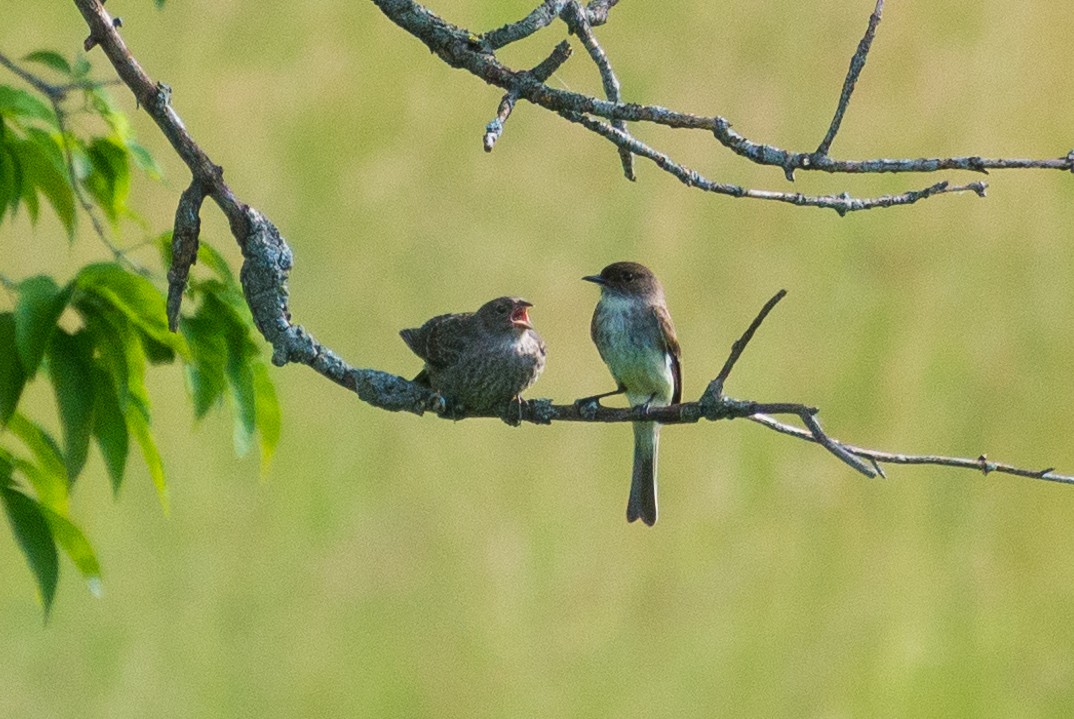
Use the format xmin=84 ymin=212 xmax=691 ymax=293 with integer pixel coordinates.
xmin=584 ymin=262 xmax=681 ymax=526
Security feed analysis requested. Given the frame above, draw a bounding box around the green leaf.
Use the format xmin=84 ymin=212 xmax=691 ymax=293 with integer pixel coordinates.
xmin=197 ymin=242 xmax=236 ymax=283
xmin=15 ymin=131 xmax=75 ymax=238
xmin=180 ymin=309 xmax=228 ymax=418
xmin=5 ymin=412 xmax=69 ymax=514
xmin=251 ymin=360 xmax=280 ymax=475
xmin=0 ymin=139 xmax=15 ymax=223
xmin=74 ymin=263 xmax=188 ymax=360
xmin=0 ymin=313 xmax=26 ymax=425
xmin=192 ymin=289 xmax=274 ymax=461
xmin=127 ymin=140 xmax=162 ymax=180
xmin=41 ymin=507 xmax=102 ymax=597
xmin=155 ymin=230 xmax=173 ymax=266
xmin=205 ymin=291 xmax=261 ymax=458
xmin=14 ymin=275 xmax=70 ymax=379
xmin=1 ymin=482 xmax=59 ymax=618
xmin=139 ymin=329 xmax=178 ymax=365
xmin=4 ymin=143 xmax=27 ymax=215
xmin=21 ymin=51 xmax=73 ymax=77
xmin=0 ymin=85 xmax=58 ymax=128
xmin=91 ymin=366 xmax=128 ymax=493
xmin=71 ymin=55 xmax=91 ymax=81
xmin=156 ymin=235 xmax=235 ymax=286
xmin=82 ymin=136 xmax=131 ymax=225
xmin=19 ymin=161 xmax=39 ymax=222
xmin=226 ymin=352 xmax=256 ymax=458
xmin=79 ymin=297 xmax=146 ymax=412
xmin=46 ymin=330 xmax=96 ymax=480
xmin=125 ymin=401 xmax=167 ymax=514
xmin=86 ymin=87 xmax=129 ymax=138
xmin=76 ymin=297 xmax=160 ymax=504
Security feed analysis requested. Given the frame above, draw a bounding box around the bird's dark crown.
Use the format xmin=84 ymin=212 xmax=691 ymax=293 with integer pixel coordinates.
xmin=583 ymin=261 xmax=662 ymax=295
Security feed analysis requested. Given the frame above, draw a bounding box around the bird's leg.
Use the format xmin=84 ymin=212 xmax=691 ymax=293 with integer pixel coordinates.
xmin=574 ymin=386 xmax=625 ymax=420
xmin=436 ymin=395 xmax=469 ymax=420
xmin=500 ymin=395 xmax=525 ymax=427
xmin=638 ymin=392 xmax=659 ymax=418
xmin=574 ymin=386 xmax=625 ymax=408
xmin=426 ymin=390 xmax=447 ymax=414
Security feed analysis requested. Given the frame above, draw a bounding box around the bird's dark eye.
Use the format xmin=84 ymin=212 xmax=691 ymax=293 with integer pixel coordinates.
xmin=498 ymin=304 xmax=509 ymax=314
xmin=621 ymin=272 xmax=634 ymax=282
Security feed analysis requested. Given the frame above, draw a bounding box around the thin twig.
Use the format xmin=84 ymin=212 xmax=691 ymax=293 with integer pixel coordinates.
xmin=73 ymin=0 xmax=249 ymax=238
xmin=0 ymin=51 xmax=120 ymax=98
xmin=816 ymin=0 xmax=884 ymax=157
xmin=562 ymin=1 xmax=634 ymax=179
xmin=369 ymin=0 xmax=1073 ymax=210
xmin=713 ymin=117 xmax=1054 ymax=180
xmin=483 ymin=0 xmax=570 ymax=50
xmin=747 ymin=414 xmax=1074 ymax=485
xmin=0 ymin=51 xmax=64 ymax=99
xmin=484 ymin=41 xmax=572 ymax=152
xmin=167 ymin=180 xmax=206 ymax=330
xmin=800 ymin=410 xmax=877 ymax=478
xmin=706 ymin=289 xmax=786 ymax=399
xmin=563 ymin=111 xmax=987 ymax=214
xmin=584 ymin=0 xmax=620 ymax=26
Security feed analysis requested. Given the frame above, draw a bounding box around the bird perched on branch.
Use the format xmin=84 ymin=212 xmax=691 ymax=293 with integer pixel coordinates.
xmin=584 ymin=262 xmax=681 ymax=526
xmin=400 ymin=296 xmax=546 ymax=414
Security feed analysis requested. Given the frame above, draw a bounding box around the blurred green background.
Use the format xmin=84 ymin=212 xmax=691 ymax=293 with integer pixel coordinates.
xmin=3 ymin=0 xmax=1074 ymax=716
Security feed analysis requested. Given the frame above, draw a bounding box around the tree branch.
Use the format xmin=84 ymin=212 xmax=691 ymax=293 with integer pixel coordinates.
xmin=66 ymin=0 xmax=1073 ymax=492
xmin=166 ymin=180 xmax=206 ymax=330
xmin=369 ymin=0 xmax=1073 ymax=212
xmin=815 ymin=0 xmax=884 ymax=157
xmin=484 ymin=41 xmax=572 ymax=152
xmin=561 ymin=1 xmax=634 ymax=179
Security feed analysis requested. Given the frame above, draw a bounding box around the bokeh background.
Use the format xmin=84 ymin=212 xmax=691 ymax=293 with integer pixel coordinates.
xmin=3 ymin=1 xmax=1074 ymax=716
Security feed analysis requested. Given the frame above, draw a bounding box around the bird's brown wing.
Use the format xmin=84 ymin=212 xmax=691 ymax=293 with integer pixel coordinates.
xmin=653 ymin=304 xmax=682 ymax=404
xmin=399 ymin=312 xmax=475 ymax=369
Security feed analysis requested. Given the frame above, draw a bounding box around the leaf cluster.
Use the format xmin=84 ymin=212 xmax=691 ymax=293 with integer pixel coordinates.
xmin=0 ymin=51 xmax=161 ymax=236
xmin=0 ymin=50 xmax=277 ymax=617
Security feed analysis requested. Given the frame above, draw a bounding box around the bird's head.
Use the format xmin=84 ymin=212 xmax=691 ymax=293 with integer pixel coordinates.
xmin=582 ymin=261 xmax=662 ymax=298
xmin=477 ymin=296 xmax=535 ymax=332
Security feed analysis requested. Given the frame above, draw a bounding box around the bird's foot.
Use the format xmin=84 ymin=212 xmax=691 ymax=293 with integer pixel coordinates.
xmin=434 ymin=394 xmax=468 ymax=420
xmin=637 ymin=392 xmax=660 ymax=418
xmin=574 ymin=387 xmax=623 ymax=417
xmin=574 ymin=394 xmax=604 ymax=419
xmin=426 ymin=391 xmax=447 ymax=415
xmin=499 ymin=396 xmax=525 ymax=427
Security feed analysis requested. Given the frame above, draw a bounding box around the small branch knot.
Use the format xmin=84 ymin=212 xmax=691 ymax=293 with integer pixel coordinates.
xmin=153 ymin=82 xmax=172 ymax=113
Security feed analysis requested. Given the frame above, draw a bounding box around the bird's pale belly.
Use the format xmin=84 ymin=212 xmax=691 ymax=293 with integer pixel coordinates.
xmin=594 ymin=301 xmax=675 ymax=406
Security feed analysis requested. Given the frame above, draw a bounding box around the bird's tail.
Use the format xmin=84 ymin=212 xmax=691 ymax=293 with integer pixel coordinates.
xmin=628 ymin=421 xmax=659 ymax=526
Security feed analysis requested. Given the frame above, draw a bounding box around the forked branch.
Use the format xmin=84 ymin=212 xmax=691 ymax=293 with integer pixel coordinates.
xmin=370 ymin=0 xmax=1072 ymax=213
xmin=61 ymin=0 xmax=1073 ymax=490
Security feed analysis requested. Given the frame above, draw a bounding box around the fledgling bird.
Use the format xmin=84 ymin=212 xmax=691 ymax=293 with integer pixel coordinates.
xmin=400 ymin=296 xmax=546 ymax=414
xmin=583 ymin=262 xmax=681 ymax=526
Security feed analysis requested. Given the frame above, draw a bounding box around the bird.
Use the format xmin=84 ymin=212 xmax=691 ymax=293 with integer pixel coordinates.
xmin=400 ymin=296 xmax=546 ymax=414
xmin=583 ymin=262 xmax=681 ymax=526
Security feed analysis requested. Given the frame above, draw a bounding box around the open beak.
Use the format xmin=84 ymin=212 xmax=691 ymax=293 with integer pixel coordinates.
xmin=511 ymin=300 xmax=534 ymax=329
xmin=582 ymin=274 xmax=606 ymax=286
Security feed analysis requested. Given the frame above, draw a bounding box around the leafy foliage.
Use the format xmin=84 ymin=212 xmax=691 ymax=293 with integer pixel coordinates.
xmin=0 ymin=49 xmax=280 ymax=617
xmin=0 ymin=49 xmax=161 ymax=238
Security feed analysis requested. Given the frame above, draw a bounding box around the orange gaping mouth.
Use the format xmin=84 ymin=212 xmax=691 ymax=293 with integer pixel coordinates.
xmin=511 ymin=304 xmax=532 ymax=328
